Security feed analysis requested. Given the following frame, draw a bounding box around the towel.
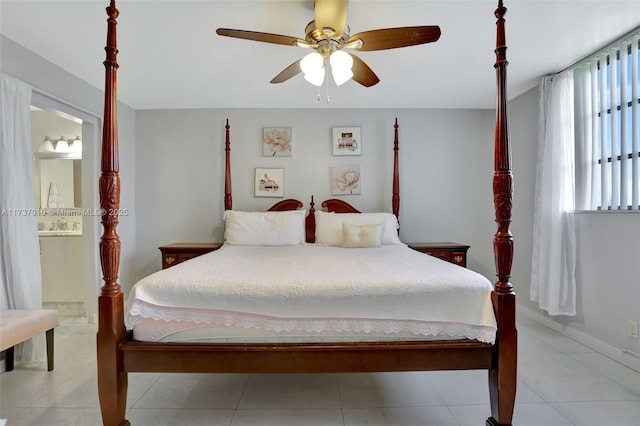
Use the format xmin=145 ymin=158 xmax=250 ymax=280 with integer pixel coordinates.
xmin=47 ymin=181 xmax=64 ymax=208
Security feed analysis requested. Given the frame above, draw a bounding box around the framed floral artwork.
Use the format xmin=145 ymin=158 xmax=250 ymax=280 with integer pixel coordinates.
xmin=263 ymin=127 xmax=292 ymax=157
xmin=255 ymin=168 xmax=284 ymax=198
xmin=332 ymin=127 xmax=361 ymax=156
xmin=331 ymin=165 xmax=361 ymax=195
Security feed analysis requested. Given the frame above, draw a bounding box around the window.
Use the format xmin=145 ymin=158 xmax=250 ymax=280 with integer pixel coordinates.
xmin=574 ymin=32 xmax=639 ymax=210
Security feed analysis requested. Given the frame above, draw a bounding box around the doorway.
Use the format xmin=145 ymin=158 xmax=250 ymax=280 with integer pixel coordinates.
xmin=31 ymin=92 xmax=101 ymax=324
xmin=32 ymin=107 xmax=85 ymax=319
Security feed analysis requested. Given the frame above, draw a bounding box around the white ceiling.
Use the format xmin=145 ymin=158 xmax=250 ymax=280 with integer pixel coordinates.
xmin=2 ymin=0 xmax=639 ymax=110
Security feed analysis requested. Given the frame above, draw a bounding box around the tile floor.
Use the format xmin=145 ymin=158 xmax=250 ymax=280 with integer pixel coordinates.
xmin=0 ymin=313 xmax=639 ymax=425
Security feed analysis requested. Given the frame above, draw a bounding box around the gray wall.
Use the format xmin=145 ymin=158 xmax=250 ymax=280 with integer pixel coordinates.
xmin=134 ymin=108 xmax=496 ymax=280
xmin=510 ymin=86 xmax=640 ymax=366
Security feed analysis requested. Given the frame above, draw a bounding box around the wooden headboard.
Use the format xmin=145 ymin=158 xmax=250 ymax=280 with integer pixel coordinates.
xmin=222 ymin=118 xmax=401 ymax=244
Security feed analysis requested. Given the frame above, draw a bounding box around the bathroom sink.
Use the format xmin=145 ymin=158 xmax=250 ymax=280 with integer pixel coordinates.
xmin=38 ymin=230 xmax=82 ymax=237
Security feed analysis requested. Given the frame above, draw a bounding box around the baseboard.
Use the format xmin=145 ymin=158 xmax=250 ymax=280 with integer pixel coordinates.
xmin=42 ymin=301 xmax=85 ymax=318
xmin=518 ymin=304 xmax=640 ymax=372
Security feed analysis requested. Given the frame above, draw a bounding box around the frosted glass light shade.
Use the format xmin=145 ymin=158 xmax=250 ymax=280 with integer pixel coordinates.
xmin=39 ymin=137 xmax=55 ymax=152
xmin=330 ymin=50 xmax=353 ymax=86
xmin=301 ymin=52 xmax=326 ymax=86
xmin=300 ymin=52 xmax=323 ymax=74
xmin=304 ymin=67 xmax=326 ymax=86
xmin=70 ymin=136 xmax=82 ymax=153
xmin=54 ymin=137 xmax=70 ymax=153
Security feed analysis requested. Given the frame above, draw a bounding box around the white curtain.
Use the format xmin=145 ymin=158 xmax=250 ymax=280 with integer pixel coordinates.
xmin=0 ymin=73 xmax=44 ymax=363
xmin=531 ymin=71 xmax=577 ymax=316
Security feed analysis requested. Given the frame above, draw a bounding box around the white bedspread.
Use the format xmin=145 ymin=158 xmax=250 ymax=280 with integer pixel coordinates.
xmin=126 ymin=244 xmax=497 ymax=343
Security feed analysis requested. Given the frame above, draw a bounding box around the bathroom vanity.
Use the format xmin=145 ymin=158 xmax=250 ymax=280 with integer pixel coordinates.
xmin=39 ymin=234 xmax=84 ymax=316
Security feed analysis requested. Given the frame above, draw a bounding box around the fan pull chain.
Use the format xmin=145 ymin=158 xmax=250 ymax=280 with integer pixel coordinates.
xmin=314 ymin=66 xmax=331 ymax=103
xmin=325 ymin=70 xmax=330 ymax=103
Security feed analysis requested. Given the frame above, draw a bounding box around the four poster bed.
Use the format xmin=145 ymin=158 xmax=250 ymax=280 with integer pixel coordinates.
xmin=96 ymin=1 xmax=517 ymax=425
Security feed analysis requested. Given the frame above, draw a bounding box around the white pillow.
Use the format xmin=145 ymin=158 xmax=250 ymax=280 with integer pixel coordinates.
xmin=341 ymin=223 xmax=383 ymax=248
xmin=315 ymin=210 xmax=401 ymax=246
xmin=223 ymin=210 xmax=306 ymax=246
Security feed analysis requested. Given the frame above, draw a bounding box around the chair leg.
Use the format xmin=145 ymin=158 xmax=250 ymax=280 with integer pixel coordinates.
xmin=46 ymin=328 xmax=55 ymax=371
xmin=4 ymin=347 xmax=15 ymax=372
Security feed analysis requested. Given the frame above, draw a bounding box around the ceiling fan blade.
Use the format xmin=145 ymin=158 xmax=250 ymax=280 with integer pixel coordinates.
xmin=313 ymin=0 xmax=348 ymax=37
xmin=270 ymin=60 xmax=303 ymax=84
xmin=216 ymin=28 xmax=304 ymax=47
xmin=348 ymin=26 xmax=441 ymax=52
xmin=350 ymin=54 xmax=380 ymax=87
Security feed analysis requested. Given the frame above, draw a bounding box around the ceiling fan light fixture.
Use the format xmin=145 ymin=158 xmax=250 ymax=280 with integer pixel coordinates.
xmin=300 ymin=52 xmax=323 ymax=74
xmin=301 ymin=52 xmax=326 ymax=86
xmin=304 ymin=67 xmax=326 ymax=87
xmin=331 ymin=67 xmax=353 ymax=86
xmin=216 ymin=1 xmax=440 ymax=90
xmin=329 ymin=50 xmax=353 ymax=86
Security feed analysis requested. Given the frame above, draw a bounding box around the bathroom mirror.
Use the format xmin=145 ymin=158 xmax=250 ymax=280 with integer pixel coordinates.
xmin=37 ymin=154 xmax=82 ymax=209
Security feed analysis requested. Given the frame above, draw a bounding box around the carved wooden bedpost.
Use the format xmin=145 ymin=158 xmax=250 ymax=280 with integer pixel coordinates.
xmin=224 ymin=119 xmax=232 ymax=211
xmin=487 ymin=1 xmax=517 ymax=425
xmin=96 ymin=1 xmax=130 ymax=425
xmin=306 ymin=195 xmax=316 ymax=243
xmin=392 ymin=118 xmax=400 ymax=221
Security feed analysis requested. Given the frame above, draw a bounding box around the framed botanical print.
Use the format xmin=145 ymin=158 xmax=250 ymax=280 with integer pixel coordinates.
xmin=263 ymin=127 xmax=292 ymax=157
xmin=254 ymin=168 xmax=284 ymax=197
xmin=331 ymin=165 xmax=361 ymax=195
xmin=332 ymin=127 xmax=361 ymax=156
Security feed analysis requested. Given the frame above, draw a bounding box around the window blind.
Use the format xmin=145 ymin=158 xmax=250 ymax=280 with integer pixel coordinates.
xmin=574 ymin=32 xmax=639 ymax=210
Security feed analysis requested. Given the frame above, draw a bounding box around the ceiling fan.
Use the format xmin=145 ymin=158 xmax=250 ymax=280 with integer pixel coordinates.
xmin=216 ymin=0 xmax=441 ymax=88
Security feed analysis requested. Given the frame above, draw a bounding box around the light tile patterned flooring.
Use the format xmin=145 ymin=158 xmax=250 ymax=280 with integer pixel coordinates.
xmin=1 ymin=313 xmax=639 ymax=425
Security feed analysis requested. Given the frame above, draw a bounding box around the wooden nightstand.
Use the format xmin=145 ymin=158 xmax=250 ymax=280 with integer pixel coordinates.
xmin=407 ymin=242 xmax=470 ymax=268
xmin=158 ymin=242 xmax=223 ymax=269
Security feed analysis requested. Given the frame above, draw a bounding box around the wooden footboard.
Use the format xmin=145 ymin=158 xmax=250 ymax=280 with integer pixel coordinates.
xmin=96 ymin=1 xmax=516 ymax=426
xmin=121 ymin=339 xmax=494 ymax=374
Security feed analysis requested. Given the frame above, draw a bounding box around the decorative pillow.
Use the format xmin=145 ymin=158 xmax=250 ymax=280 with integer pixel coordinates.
xmin=341 ymin=223 xmax=383 ymax=248
xmin=223 ymin=210 xmax=306 ymax=246
xmin=315 ymin=210 xmax=401 ymax=246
